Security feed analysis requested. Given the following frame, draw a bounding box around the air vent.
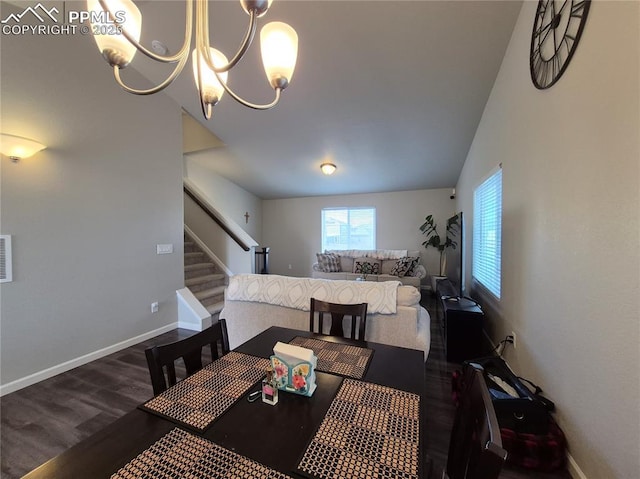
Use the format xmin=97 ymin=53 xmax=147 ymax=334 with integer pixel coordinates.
xmin=0 ymin=235 xmax=13 ymax=283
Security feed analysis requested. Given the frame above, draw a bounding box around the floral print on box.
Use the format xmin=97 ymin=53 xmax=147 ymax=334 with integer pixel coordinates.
xmin=271 ymin=356 xmax=314 ymax=396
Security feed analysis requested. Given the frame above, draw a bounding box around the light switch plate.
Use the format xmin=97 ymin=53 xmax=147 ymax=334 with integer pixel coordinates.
xmin=156 ymin=244 xmax=173 ymax=255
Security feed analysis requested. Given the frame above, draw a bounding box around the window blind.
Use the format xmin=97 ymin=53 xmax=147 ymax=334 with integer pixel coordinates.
xmin=473 ymin=168 xmax=502 ymax=299
xmin=321 ymin=208 xmax=376 ymax=251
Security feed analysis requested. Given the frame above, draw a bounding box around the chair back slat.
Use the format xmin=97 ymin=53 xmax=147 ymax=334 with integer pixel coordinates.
xmin=145 ymin=321 xmax=230 ymax=396
xmin=446 ymin=363 xmax=507 ymax=479
xmin=182 ymin=349 xmax=204 ymax=375
xmin=309 ymin=298 xmax=368 ymax=342
xmin=166 ymin=364 xmax=177 ymax=388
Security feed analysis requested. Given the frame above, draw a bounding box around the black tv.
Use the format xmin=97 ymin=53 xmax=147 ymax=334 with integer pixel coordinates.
xmin=445 ymin=212 xmax=464 ymax=298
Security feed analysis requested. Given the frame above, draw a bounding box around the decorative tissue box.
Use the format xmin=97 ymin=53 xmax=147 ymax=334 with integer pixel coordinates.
xmin=270 ymin=342 xmax=317 ymax=397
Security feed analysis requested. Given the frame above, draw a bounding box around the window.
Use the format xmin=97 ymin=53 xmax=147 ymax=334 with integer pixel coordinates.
xmin=473 ymin=167 xmax=502 ymax=299
xmin=321 ymin=208 xmax=376 ymax=251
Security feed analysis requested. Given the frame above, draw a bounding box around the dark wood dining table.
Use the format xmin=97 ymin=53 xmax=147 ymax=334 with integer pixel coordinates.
xmin=23 ymin=326 xmax=426 ymax=478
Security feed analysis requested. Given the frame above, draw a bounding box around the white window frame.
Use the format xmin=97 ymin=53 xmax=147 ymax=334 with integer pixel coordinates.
xmin=321 ymin=207 xmax=376 ymax=251
xmin=472 ymin=167 xmax=502 ymax=299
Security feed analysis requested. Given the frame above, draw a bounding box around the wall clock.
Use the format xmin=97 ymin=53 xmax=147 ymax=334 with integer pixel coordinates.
xmin=530 ymin=0 xmax=591 ymax=89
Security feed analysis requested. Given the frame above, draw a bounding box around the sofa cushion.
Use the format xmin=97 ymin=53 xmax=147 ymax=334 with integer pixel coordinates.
xmin=380 ymin=259 xmax=397 ymax=275
xmin=378 ymin=274 xmax=419 ymax=287
xmin=316 ymin=252 xmax=341 ymax=272
xmin=339 ymin=255 xmax=354 ymax=273
xmin=345 ymin=273 xmax=378 ymax=282
xmin=390 ymin=256 xmax=419 ymax=277
xmin=353 ymin=257 xmax=381 ymax=275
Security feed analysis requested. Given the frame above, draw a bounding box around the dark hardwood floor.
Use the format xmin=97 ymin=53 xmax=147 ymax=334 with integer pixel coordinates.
xmin=0 ymin=329 xmax=195 ymax=479
xmin=1 ymin=296 xmax=571 ymax=479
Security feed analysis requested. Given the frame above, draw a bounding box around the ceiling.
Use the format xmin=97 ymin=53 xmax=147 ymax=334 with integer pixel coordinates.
xmin=123 ymin=1 xmax=522 ymax=199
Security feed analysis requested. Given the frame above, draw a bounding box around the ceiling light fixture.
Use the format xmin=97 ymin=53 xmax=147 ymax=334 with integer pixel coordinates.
xmin=88 ymin=0 xmax=298 ymax=120
xmin=0 ymin=134 xmax=46 ymax=162
xmin=320 ymin=163 xmax=337 ymax=175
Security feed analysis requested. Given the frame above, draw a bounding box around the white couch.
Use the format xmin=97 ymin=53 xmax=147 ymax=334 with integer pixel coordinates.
xmin=312 ymin=249 xmax=426 ymax=288
xmin=220 ymin=274 xmax=431 ymax=360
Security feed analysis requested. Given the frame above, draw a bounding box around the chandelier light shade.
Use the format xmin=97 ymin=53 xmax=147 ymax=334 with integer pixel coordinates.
xmin=261 ymin=22 xmax=298 ymax=89
xmin=88 ymin=0 xmax=299 ymax=120
xmin=320 ymin=163 xmax=337 ymax=175
xmin=192 ymin=48 xmax=229 ymax=107
xmin=0 ymin=134 xmax=46 ymax=162
xmin=88 ymin=0 xmax=142 ymax=68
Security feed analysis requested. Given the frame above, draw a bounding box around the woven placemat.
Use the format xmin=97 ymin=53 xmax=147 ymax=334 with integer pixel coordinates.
xmin=297 ymin=379 xmax=420 ymax=479
xmin=111 ymin=427 xmax=293 ymax=479
xmin=141 ymin=351 xmax=270 ymax=431
xmin=289 ymin=337 xmax=373 ymax=379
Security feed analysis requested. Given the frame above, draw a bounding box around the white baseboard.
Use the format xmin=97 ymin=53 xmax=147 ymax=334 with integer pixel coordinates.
xmin=178 ymin=317 xmax=212 ymax=331
xmin=0 ymin=322 xmax=179 ymax=397
xmin=567 ymin=453 xmax=587 ymax=479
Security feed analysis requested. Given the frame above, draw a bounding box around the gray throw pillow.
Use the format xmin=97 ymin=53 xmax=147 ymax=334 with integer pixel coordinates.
xmin=316 ymin=253 xmax=341 ymax=272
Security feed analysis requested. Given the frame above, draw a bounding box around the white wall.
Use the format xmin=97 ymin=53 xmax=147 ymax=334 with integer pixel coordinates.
xmin=262 ymin=189 xmax=454 ymax=279
xmin=184 ymin=154 xmax=263 ymax=243
xmin=0 ymin=8 xmax=184 ymax=389
xmin=457 ymin=2 xmax=639 ymax=478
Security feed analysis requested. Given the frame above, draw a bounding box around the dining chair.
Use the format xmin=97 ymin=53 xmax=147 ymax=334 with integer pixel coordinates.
xmin=145 ymin=320 xmax=230 ymax=396
xmin=443 ymin=362 xmax=508 ymax=479
xmin=309 ymin=298 xmax=368 ymax=342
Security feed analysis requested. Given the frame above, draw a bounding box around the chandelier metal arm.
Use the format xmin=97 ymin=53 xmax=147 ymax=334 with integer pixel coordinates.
xmin=199 ymin=87 xmax=283 ymax=120
xmin=98 ymin=0 xmax=193 ymax=64
xmin=194 ymin=1 xmax=281 ymax=112
xmin=113 ymin=50 xmax=190 ymax=95
xmin=198 ymin=0 xmax=258 ymax=73
xmin=217 ymin=80 xmax=283 ymax=110
xmin=93 ymin=0 xmax=296 ymax=119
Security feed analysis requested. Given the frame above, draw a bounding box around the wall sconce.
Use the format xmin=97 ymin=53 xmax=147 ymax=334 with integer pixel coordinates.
xmin=320 ymin=162 xmax=336 ymax=175
xmin=0 ymin=133 xmax=46 ymax=162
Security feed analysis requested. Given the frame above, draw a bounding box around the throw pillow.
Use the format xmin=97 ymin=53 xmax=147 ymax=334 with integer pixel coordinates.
xmin=390 ymin=256 xmax=419 ymax=277
xmin=316 ymin=252 xmax=341 ymax=272
xmin=353 ymin=258 xmax=381 ymax=275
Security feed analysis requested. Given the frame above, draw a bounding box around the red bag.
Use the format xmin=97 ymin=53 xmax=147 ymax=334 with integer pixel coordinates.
xmin=500 ymin=417 xmax=567 ymax=471
xmin=451 ymin=367 xmax=567 ymax=472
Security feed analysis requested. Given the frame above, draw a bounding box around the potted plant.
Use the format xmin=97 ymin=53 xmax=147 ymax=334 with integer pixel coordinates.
xmin=419 ymin=214 xmax=457 ymax=276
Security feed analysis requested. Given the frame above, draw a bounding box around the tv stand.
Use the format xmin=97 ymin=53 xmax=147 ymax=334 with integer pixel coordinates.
xmin=435 ymin=278 xmax=484 ymax=362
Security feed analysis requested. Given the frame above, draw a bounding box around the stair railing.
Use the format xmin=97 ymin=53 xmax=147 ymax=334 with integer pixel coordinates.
xmin=183 ymin=182 xmax=250 ymax=252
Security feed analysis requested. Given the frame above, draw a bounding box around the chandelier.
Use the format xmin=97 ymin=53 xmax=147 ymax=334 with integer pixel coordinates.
xmin=88 ymin=0 xmax=298 ymax=119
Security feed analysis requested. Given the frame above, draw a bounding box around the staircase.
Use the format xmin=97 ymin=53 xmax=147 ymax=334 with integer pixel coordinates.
xmin=184 ymin=232 xmax=227 ymax=321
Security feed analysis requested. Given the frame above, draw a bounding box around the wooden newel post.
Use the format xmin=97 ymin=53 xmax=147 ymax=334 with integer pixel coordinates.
xmin=255 ymin=247 xmax=270 ymax=274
